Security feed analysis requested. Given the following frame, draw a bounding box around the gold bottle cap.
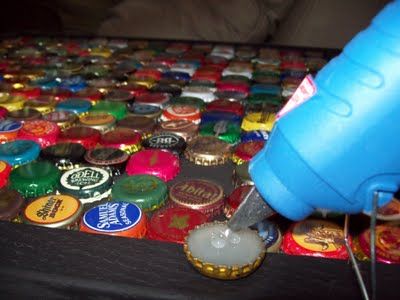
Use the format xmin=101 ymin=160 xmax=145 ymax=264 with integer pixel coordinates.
xmin=90 ymin=47 xmax=112 ymax=58
xmin=21 ymin=70 xmax=46 ymax=81
xmin=184 ymin=221 xmax=266 ymax=280
xmin=24 ymin=96 xmax=56 ymax=114
xmin=184 ymin=136 xmax=231 ymax=166
xmin=78 ymin=112 xmax=116 ymax=133
xmin=129 ymin=78 xmax=156 ymax=89
xmin=351 ymin=237 xmax=369 ymax=262
xmin=233 ymin=162 xmax=254 ymax=188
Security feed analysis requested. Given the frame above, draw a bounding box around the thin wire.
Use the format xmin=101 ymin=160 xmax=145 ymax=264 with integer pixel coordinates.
xmin=370 ymin=192 xmax=378 ymax=300
xmin=344 ymin=214 xmax=369 ymax=300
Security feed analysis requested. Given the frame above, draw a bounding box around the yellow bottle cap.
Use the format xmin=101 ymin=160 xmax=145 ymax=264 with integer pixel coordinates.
xmin=241 ymin=112 xmax=276 ymax=131
xmin=0 ymin=94 xmax=26 ymax=111
xmin=24 ymin=97 xmax=56 ymax=114
xmin=23 ymin=194 xmax=82 ymax=229
xmin=90 ymin=47 xmax=112 ymax=58
xmin=129 ymin=78 xmax=155 ymax=89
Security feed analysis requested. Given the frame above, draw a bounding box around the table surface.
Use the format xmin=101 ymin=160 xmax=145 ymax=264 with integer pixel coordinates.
xmin=1 ymin=159 xmax=399 ymax=300
xmin=1 ymin=220 xmax=398 ymax=300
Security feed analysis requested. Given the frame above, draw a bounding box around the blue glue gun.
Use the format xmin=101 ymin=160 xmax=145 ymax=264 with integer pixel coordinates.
xmin=228 ymin=0 xmax=400 ymax=229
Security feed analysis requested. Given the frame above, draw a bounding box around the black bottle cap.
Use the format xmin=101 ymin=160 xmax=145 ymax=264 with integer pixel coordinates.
xmin=40 ymin=142 xmax=86 ymax=170
xmin=150 ymin=83 xmax=182 ymax=97
xmin=84 ymin=147 xmax=129 ymax=177
xmin=142 ymin=132 xmax=186 ymax=156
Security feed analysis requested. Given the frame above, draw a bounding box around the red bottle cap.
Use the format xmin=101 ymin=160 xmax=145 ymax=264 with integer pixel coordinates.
xmin=358 ymin=224 xmax=400 ymax=264
xmin=74 ymin=87 xmax=103 ymax=102
xmin=232 ymin=141 xmax=265 ymax=164
xmin=216 ymin=82 xmax=249 ymax=95
xmin=281 ymin=219 xmax=349 ymax=260
xmin=206 ymin=99 xmax=244 ymax=116
xmin=192 ymin=70 xmax=221 ymax=83
xmin=168 ymin=179 xmax=225 ymax=219
xmin=204 ymin=56 xmax=229 ymax=68
xmin=280 ymin=60 xmax=307 ymax=71
xmin=281 ymin=77 xmax=302 ymax=85
xmin=280 ymin=49 xmax=302 ymax=59
xmin=134 ymin=68 xmax=162 ymax=81
xmin=161 ymin=104 xmax=201 ymax=123
xmin=0 ymin=61 xmax=9 ymax=70
xmin=119 ymin=83 xmax=148 ymax=97
xmin=166 ymin=42 xmax=190 ymax=53
xmin=152 ymin=57 xmax=177 ymax=67
xmin=147 ymin=207 xmax=208 ymax=244
xmin=182 ymin=52 xmax=205 ymax=62
xmin=135 ymin=92 xmax=170 ymax=107
xmin=0 ymin=160 xmax=11 ymax=188
xmin=25 ymin=57 xmax=46 ymax=66
xmin=197 ymin=65 xmax=224 ymax=73
xmin=12 ymin=87 xmax=41 ymax=99
xmin=125 ymin=149 xmax=180 ymax=182
xmin=0 ymin=107 xmax=8 ymax=119
xmin=18 ymin=120 xmax=60 ymax=148
xmin=224 ymin=185 xmax=253 ymax=218
xmin=41 ymin=88 xmax=72 ymax=101
xmin=156 ymin=119 xmax=198 ymax=141
xmin=58 ymin=126 xmax=101 ymax=149
xmin=100 ymin=128 xmax=142 ymax=154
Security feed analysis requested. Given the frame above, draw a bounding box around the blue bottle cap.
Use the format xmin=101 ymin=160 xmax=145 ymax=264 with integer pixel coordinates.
xmin=0 ymin=119 xmax=22 ymax=133
xmin=200 ymin=111 xmax=242 ymax=125
xmin=33 ymin=77 xmax=61 ymax=90
xmin=59 ymin=76 xmax=87 ymax=93
xmin=0 ymin=140 xmax=41 ymax=167
xmin=116 ymin=59 xmax=143 ymax=71
xmin=176 ymin=60 xmax=201 ymax=68
xmin=241 ymin=130 xmax=270 ymax=143
xmin=252 ymin=219 xmax=281 ymax=251
xmin=162 ymin=71 xmax=191 ymax=82
xmin=56 ymin=98 xmax=92 ymax=114
xmin=82 ymin=202 xmax=142 ymax=233
xmin=250 ymin=84 xmax=281 ymax=97
xmin=127 ymin=103 xmax=161 ymax=117
xmin=281 ymin=70 xmax=306 ymax=79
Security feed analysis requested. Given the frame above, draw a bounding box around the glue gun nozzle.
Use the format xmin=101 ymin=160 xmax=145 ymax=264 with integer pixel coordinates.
xmin=227 ymin=186 xmax=275 ymax=232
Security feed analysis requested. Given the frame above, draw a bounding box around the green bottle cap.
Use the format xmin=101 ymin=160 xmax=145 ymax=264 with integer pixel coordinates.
xmin=220 ymin=75 xmax=250 ymax=83
xmin=246 ymin=94 xmax=282 ymax=106
xmin=199 ymin=121 xmax=241 ymax=145
xmin=233 ymin=162 xmax=254 ymax=188
xmin=90 ymin=100 xmax=127 ymax=121
xmin=59 ymin=166 xmax=112 ymax=204
xmin=169 ymin=96 xmax=205 ymax=110
xmin=111 ymin=174 xmax=167 ymax=211
xmin=188 ymin=81 xmax=215 ymax=88
xmin=252 ymin=70 xmax=281 ymax=78
xmin=9 ymin=161 xmax=61 ymax=199
xmin=83 ymin=65 xmax=109 ymax=77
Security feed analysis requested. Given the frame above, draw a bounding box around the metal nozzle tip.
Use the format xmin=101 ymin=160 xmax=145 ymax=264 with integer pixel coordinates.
xmin=227 ymin=186 xmax=275 ymax=231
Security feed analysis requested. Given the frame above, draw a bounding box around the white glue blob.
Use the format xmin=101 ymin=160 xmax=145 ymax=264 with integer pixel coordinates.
xmin=187 ymin=223 xmax=265 ymax=266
